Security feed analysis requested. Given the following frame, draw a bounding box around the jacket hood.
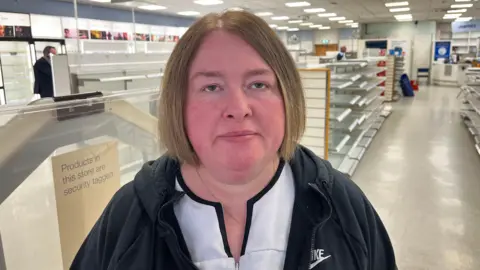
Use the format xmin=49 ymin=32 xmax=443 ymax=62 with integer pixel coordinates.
xmin=133 ymin=145 xmax=334 ymax=223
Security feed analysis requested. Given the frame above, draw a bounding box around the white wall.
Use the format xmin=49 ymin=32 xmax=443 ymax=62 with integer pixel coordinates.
xmin=363 ymin=21 xmax=436 ymax=39
xmin=314 ymin=29 xmax=339 ymax=44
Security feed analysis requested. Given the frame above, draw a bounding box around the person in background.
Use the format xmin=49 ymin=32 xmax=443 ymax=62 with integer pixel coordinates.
xmin=337 ymin=46 xmax=347 ymax=61
xmin=71 ymin=11 xmax=396 ymax=270
xmin=33 ymin=46 xmax=57 ymax=98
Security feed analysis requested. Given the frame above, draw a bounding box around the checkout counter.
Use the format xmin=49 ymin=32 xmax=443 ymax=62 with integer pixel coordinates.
xmin=432 ymin=63 xmax=471 ymax=87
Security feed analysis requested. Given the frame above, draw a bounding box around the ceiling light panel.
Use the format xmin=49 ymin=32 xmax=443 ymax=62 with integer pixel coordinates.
xmin=329 ymin=17 xmax=346 ymax=21
xmin=385 ymin=1 xmax=408 ymax=7
xmin=318 ymin=26 xmax=331 ymax=29
xmin=396 ymin=18 xmax=412 ymax=21
xmin=287 ymin=28 xmax=299 ymax=31
xmin=194 ymin=0 xmax=223 ymax=5
xmin=448 ymin=9 xmax=467 ymax=13
xmin=269 ymin=24 xmax=278 ymax=28
xmin=455 ymin=0 xmax=471 ymax=2
xmin=317 ymin=13 xmax=336 ymax=17
xmin=271 ymin=16 xmax=289 ymax=20
xmin=300 ymin=22 xmax=313 ymax=25
xmin=177 ymin=11 xmax=200 ymax=16
xmin=288 ymin=20 xmax=303 ymax=23
xmin=390 ymin=7 xmax=410 ymax=12
xmin=309 ymin=24 xmax=322 ymax=28
xmin=138 ymin=5 xmax=167 ymax=10
xmin=304 ymin=8 xmax=326 ymax=13
xmin=451 ymin=4 xmax=473 ymax=8
xmin=339 ymin=20 xmax=354 ymax=23
xmin=456 ymin=17 xmax=472 ymax=21
xmin=285 ymin=1 xmax=311 ymax=7
xmin=277 ymin=26 xmax=289 ymax=30
xmin=394 ymin=14 xmax=412 ymax=19
xmin=444 ymin=13 xmax=462 ymax=18
xmin=255 ymin=12 xmax=273 ymax=16
xmin=90 ymin=0 xmax=110 ymax=2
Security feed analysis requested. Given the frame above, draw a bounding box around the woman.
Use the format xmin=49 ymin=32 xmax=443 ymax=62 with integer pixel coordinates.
xmin=72 ymin=11 xmax=396 ymax=270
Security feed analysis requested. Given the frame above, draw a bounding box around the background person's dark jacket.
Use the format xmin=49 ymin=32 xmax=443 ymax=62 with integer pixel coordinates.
xmin=71 ymin=145 xmax=397 ymax=270
xmin=33 ymin=57 xmax=54 ymax=98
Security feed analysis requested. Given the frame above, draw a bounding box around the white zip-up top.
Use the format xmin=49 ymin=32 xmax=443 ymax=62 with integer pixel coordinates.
xmin=174 ymin=162 xmax=295 ymax=270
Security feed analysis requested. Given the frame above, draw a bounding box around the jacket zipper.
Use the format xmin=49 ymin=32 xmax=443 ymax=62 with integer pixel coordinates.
xmin=306 ymin=182 xmax=333 ymax=270
xmin=157 ymin=192 xmax=199 ymax=269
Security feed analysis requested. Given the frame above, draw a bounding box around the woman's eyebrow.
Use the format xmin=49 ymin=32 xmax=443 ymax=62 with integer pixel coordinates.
xmin=244 ymin=68 xmax=273 ymax=78
xmin=190 ymin=71 xmax=223 ymax=80
xmin=189 ymin=68 xmax=273 ymax=80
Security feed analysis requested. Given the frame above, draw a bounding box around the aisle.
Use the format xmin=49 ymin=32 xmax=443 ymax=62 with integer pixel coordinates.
xmin=354 ymin=86 xmax=480 ymax=270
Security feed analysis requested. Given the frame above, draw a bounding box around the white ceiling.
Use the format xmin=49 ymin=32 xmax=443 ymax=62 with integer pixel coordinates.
xmin=79 ymin=0 xmax=480 ymax=29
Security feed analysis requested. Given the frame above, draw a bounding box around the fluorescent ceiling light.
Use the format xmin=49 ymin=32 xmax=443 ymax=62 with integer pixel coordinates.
xmin=287 ymin=28 xmax=299 ymax=31
xmin=90 ymin=0 xmax=110 ymax=2
xmin=394 ymin=14 xmax=412 ymax=19
xmin=277 ymin=26 xmax=289 ymax=30
xmin=390 ymin=7 xmax=410 ymax=12
xmin=269 ymin=24 xmax=278 ymax=28
xmin=456 ymin=17 xmax=472 ymax=21
xmin=309 ymin=24 xmax=323 ymax=28
xmin=455 ymin=0 xmax=471 ymax=2
xmin=138 ymin=4 xmax=167 ymax=10
xmin=329 ymin=16 xmax=346 ymax=21
xmin=448 ymin=9 xmax=467 ymax=13
xmin=451 ymin=3 xmax=473 ymax=8
xmin=397 ymin=18 xmax=412 ymax=21
xmin=351 ymin=24 xmax=359 ymax=28
xmin=300 ymin=22 xmax=313 ymax=25
xmin=194 ymin=0 xmax=223 ymax=5
xmin=339 ymin=20 xmax=354 ymax=23
xmin=444 ymin=13 xmax=462 ymax=18
xmin=271 ymin=16 xmax=289 ymax=20
xmin=288 ymin=20 xmax=303 ymax=23
xmin=385 ymin=1 xmax=408 ymax=7
xmin=319 ymin=26 xmax=331 ymax=29
xmin=317 ymin=13 xmax=336 ymax=17
xmin=255 ymin=12 xmax=273 ymax=16
xmin=347 ymin=22 xmax=358 ymax=26
xmin=304 ymin=8 xmax=326 ymax=13
xmin=285 ymin=1 xmax=311 ymax=7
xmin=177 ymin=11 xmax=200 ymax=16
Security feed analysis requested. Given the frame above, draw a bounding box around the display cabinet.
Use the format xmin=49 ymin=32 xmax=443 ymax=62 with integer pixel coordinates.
xmin=460 ymin=68 xmax=480 ymax=156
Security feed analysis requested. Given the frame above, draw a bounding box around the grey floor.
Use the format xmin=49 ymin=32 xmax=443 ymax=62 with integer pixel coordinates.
xmin=354 ymin=85 xmax=480 ymax=270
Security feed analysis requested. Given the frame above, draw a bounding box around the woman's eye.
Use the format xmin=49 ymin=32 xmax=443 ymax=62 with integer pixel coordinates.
xmin=203 ymin=85 xmax=220 ymax=92
xmin=250 ymin=82 xmax=268 ymax=89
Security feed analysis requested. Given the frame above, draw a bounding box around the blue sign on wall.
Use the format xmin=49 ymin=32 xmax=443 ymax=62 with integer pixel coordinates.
xmin=434 ymin=41 xmax=451 ymax=60
xmin=452 ymin=20 xmax=480 ymax=33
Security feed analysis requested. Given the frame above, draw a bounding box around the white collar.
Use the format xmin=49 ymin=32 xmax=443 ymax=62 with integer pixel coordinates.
xmin=174 ymin=161 xmax=295 ymax=270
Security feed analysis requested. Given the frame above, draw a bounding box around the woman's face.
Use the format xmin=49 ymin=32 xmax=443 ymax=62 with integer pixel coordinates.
xmin=185 ymin=30 xmax=285 ymax=173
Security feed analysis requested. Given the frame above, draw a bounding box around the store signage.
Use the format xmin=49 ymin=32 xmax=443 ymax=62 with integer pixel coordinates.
xmin=51 ymin=141 xmax=120 ymax=269
xmin=452 ymin=20 xmax=480 ymax=33
xmin=434 ymin=41 xmax=451 ymax=61
xmin=0 ymin=12 xmax=32 ymax=38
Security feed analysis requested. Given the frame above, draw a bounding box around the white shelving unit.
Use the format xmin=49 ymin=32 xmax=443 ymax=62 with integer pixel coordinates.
xmin=299 ymin=68 xmax=330 ymax=159
xmin=326 ymin=61 xmax=392 ymax=176
xmin=384 ymin=55 xmax=403 ymax=102
xmin=452 ymin=32 xmax=478 ymax=55
xmin=460 ymin=68 xmax=480 ymax=156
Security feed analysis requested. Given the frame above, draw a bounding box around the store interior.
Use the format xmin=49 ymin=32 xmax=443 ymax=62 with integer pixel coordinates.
xmin=0 ymin=0 xmax=480 ymax=269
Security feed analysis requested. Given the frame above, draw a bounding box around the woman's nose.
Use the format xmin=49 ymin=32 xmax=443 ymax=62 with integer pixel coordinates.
xmin=222 ymin=87 xmax=252 ymax=120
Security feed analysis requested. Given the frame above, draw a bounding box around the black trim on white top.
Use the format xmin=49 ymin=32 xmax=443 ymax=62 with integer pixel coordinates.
xmin=175 ymin=159 xmax=286 ymax=259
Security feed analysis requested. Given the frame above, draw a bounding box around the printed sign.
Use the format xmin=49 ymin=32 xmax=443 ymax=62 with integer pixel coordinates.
xmin=51 ymin=141 xmax=120 ymax=269
xmin=434 ymin=41 xmax=451 ymax=60
xmin=452 ymin=20 xmax=480 ymax=33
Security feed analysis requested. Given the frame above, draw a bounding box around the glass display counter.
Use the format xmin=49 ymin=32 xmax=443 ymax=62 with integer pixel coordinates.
xmin=0 ymin=89 xmax=160 ymax=269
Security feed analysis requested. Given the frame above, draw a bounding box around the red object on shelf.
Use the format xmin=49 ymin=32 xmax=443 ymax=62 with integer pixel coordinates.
xmin=410 ymin=80 xmax=419 ymax=91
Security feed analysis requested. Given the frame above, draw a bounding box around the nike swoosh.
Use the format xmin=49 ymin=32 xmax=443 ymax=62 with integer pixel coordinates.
xmin=309 ymin=255 xmax=331 ymax=269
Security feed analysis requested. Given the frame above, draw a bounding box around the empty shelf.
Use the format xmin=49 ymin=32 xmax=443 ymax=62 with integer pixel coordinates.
xmin=330 ymin=108 xmax=352 ymax=122
xmin=331 ymin=94 xmax=362 ymax=106
xmin=329 ymin=134 xmax=351 ymax=153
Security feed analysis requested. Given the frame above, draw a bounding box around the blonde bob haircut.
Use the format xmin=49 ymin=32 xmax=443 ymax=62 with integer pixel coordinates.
xmin=159 ymin=10 xmax=306 ymax=165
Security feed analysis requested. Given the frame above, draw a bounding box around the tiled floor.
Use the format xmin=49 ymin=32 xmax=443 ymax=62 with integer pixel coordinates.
xmin=354 ymin=85 xmax=480 ymax=270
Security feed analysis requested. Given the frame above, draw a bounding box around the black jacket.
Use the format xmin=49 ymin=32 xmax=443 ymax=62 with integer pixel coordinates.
xmin=71 ymin=146 xmax=396 ymax=269
xmin=33 ymin=57 xmax=54 ymax=98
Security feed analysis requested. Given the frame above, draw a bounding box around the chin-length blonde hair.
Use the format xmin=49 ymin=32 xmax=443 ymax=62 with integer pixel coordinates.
xmin=159 ymin=10 xmax=306 ymax=165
